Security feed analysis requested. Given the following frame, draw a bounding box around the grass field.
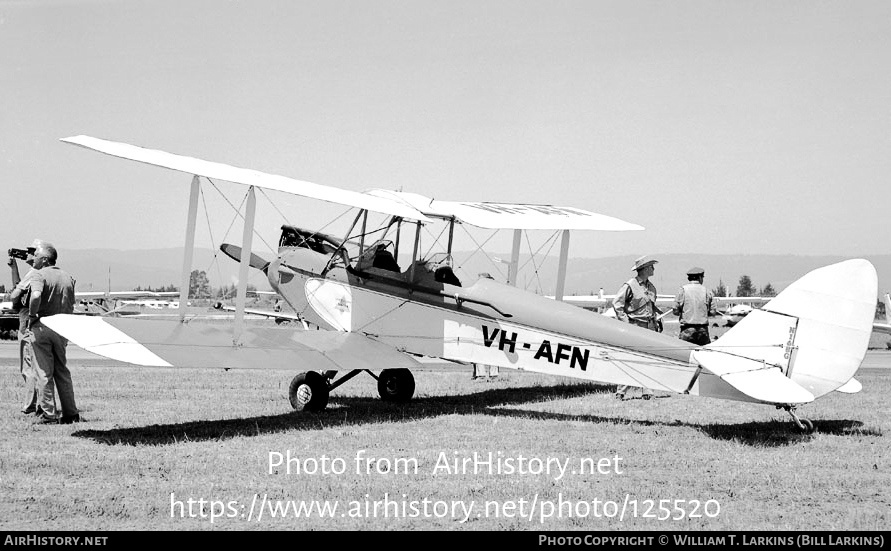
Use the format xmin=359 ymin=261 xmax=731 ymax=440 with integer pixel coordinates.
xmin=0 ymin=347 xmax=888 ymax=532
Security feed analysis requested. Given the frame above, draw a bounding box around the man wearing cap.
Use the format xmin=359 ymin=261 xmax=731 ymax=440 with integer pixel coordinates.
xmin=611 ymin=255 xmax=661 ymax=400
xmin=7 ymin=240 xmax=56 ymax=416
xmin=673 ymin=267 xmax=717 ymax=346
xmin=23 ymin=241 xmax=79 ymax=424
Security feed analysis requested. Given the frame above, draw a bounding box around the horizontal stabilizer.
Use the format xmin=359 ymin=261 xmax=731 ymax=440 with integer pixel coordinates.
xmin=835 ymin=378 xmax=862 ymax=394
xmin=41 ymin=314 xmax=421 ymax=371
xmin=691 ymin=349 xmax=814 ymax=404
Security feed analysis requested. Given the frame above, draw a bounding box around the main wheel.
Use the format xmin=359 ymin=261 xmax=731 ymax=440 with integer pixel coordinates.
xmin=289 ymin=371 xmax=329 ymax=412
xmin=377 ymin=368 xmax=415 ymax=403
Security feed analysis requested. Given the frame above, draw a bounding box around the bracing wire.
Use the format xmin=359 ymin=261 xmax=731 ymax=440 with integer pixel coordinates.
xmin=456 ymin=225 xmax=506 ymax=281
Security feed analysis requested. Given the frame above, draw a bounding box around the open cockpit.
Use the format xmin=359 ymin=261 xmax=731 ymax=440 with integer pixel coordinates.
xmin=277 ymin=222 xmax=462 ymax=291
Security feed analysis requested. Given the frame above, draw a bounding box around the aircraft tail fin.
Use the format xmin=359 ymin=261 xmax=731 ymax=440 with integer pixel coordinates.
xmin=884 ymin=293 xmax=891 ymax=324
xmin=705 ymin=259 xmax=876 ymax=401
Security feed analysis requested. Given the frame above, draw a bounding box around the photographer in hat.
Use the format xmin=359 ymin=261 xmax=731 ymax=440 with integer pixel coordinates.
xmin=611 ymin=255 xmax=662 ymax=400
xmin=23 ymin=241 xmax=79 ymax=424
xmin=7 ymin=240 xmax=56 ymax=416
xmin=673 ymin=267 xmax=717 ymax=346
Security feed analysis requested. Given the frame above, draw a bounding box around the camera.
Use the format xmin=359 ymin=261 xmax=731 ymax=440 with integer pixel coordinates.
xmin=8 ymin=248 xmax=29 ymax=261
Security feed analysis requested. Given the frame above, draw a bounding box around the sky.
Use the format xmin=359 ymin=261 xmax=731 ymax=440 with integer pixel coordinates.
xmin=2 ymin=0 xmax=890 ymax=261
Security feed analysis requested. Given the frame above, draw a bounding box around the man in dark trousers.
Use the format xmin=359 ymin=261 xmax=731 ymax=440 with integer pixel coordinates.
xmin=23 ymin=242 xmax=79 ymax=424
xmin=673 ymin=267 xmax=717 ymax=346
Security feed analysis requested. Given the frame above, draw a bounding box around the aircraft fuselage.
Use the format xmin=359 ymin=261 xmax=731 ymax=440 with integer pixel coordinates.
xmin=267 ymin=245 xmax=761 ymax=401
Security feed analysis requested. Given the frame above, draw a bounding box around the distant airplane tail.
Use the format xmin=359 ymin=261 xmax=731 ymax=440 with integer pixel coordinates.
xmin=701 ymin=259 xmax=876 ymax=402
xmin=885 ymin=293 xmax=891 ymax=324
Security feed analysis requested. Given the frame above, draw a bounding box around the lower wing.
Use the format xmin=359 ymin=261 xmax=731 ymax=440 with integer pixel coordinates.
xmin=41 ymin=314 xmax=420 ymax=371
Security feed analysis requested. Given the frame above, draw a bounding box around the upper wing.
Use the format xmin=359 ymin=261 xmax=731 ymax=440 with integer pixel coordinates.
xmin=61 ymin=136 xmax=430 ymax=222
xmin=366 ymin=190 xmax=643 ymax=231
xmin=41 ymin=314 xmax=421 ymax=371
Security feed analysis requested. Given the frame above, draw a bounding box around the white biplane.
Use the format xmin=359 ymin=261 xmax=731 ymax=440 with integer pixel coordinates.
xmin=43 ymin=136 xmax=878 ymax=432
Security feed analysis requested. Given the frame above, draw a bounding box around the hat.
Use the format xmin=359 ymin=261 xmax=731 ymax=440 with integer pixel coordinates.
xmin=631 ymin=255 xmax=658 ymax=272
xmin=686 ymin=266 xmax=705 ymax=276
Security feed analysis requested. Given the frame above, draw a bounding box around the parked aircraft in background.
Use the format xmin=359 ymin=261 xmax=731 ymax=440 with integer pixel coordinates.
xmin=41 ymin=135 xmax=879 ymax=432
xmin=1 ymin=267 xmax=180 ymax=338
xmin=874 ymin=294 xmax=891 ymax=335
xmin=75 ymin=291 xmax=180 ymax=315
xmin=558 ymin=292 xmax=769 ymax=327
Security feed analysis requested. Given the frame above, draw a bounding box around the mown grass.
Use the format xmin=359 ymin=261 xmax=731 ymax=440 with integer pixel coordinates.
xmin=0 ymin=354 xmax=887 ymax=531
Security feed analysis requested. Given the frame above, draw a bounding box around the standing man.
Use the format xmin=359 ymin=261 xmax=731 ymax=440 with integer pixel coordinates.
xmin=673 ymin=267 xmax=717 ymax=346
xmin=8 ymin=240 xmax=55 ymax=416
xmin=612 ymin=255 xmax=661 ymax=400
xmin=23 ymin=242 xmax=79 ymax=424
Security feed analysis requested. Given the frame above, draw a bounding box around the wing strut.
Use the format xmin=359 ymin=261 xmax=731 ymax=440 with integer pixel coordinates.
xmin=554 ymin=230 xmax=570 ymax=301
xmin=234 ymin=186 xmax=257 ymax=341
xmin=408 ymin=221 xmax=422 ymax=285
xmin=178 ymin=175 xmax=200 ymax=321
xmin=358 ymin=210 xmax=368 ymax=255
xmin=507 ymin=229 xmax=521 ymax=285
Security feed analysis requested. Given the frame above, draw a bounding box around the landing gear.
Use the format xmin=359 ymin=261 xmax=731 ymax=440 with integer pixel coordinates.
xmin=781 ymin=405 xmax=815 ymax=433
xmin=289 ymin=371 xmax=329 ymax=412
xmin=287 ymin=368 xmax=417 ymax=412
xmin=377 ymin=368 xmax=416 ymax=403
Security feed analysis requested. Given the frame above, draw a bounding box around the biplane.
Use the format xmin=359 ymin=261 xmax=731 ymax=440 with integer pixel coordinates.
xmin=43 ymin=136 xmax=878 ymax=432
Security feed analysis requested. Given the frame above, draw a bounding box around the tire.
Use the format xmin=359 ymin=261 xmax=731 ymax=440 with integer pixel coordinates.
xmin=377 ymin=368 xmax=415 ymax=403
xmin=288 ymin=371 xmax=329 ymax=412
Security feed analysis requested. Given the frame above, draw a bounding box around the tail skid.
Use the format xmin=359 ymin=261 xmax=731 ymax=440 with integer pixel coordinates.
xmin=692 ymin=259 xmax=877 ymax=404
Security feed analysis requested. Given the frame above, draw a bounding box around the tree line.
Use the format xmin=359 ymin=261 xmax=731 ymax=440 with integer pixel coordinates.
xmin=134 ymin=270 xmax=257 ymax=299
xmin=712 ymin=276 xmax=775 ymax=298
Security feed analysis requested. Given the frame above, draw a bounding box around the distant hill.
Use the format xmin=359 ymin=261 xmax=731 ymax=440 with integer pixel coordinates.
xmin=45 ymin=248 xmax=273 ymax=293
xmin=21 ymin=248 xmax=891 ymax=299
xmin=451 ymin=253 xmax=891 ymax=299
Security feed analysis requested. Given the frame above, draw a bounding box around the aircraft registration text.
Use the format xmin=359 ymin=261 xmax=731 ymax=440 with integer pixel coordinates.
xmin=482 ymin=324 xmax=589 ymax=370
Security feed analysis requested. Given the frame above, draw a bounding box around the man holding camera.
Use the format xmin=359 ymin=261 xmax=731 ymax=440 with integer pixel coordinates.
xmin=15 ymin=241 xmax=78 ymax=424
xmin=7 ymin=240 xmax=55 ymax=416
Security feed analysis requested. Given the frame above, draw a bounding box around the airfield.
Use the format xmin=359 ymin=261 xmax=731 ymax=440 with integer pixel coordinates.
xmin=0 ymin=331 xmax=888 ymax=531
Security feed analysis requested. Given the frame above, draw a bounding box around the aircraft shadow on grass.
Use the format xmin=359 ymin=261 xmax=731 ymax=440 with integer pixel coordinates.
xmin=71 ymin=383 xmax=877 ymax=447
